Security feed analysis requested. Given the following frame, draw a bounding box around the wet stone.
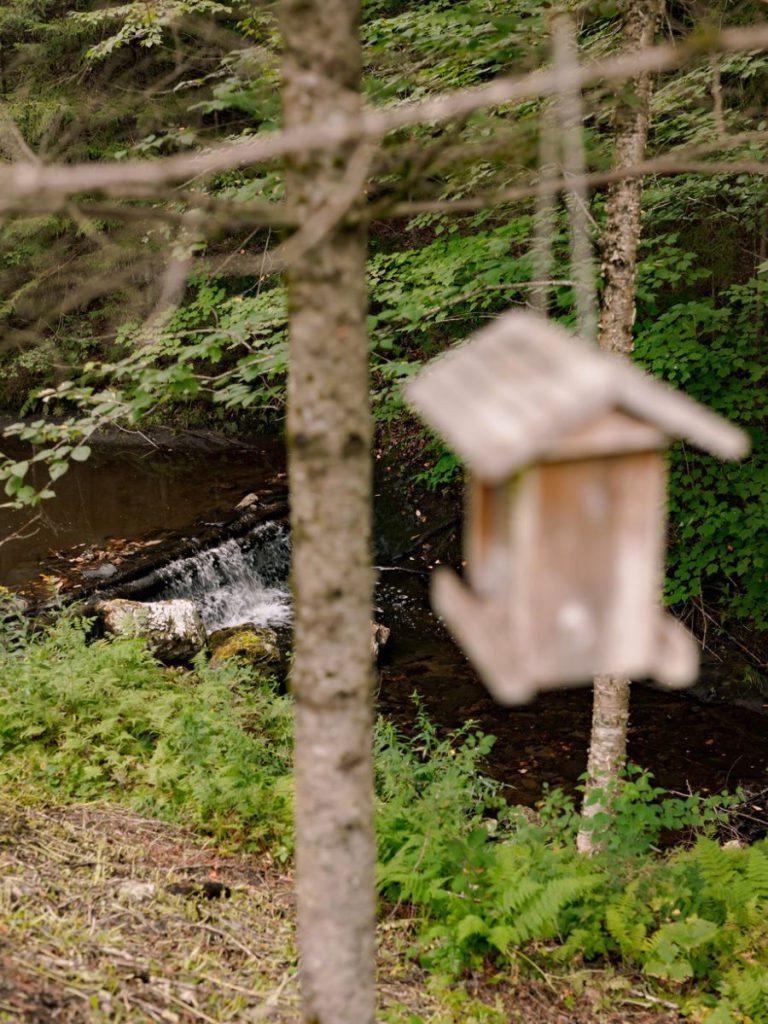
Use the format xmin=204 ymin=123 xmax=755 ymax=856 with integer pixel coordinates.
xmin=95 ymin=598 xmax=206 ymax=663
xmin=209 ymin=624 xmax=281 ymax=667
xmin=82 ymin=562 xmax=118 ymax=581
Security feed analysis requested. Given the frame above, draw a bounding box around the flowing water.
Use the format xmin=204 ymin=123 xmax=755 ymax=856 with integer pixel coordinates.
xmin=1 ymin=432 xmax=767 ymax=808
xmin=155 ymin=522 xmax=292 ymax=631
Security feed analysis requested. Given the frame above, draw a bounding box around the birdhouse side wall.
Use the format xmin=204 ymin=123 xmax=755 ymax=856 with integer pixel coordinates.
xmin=465 ymin=475 xmax=515 ymax=599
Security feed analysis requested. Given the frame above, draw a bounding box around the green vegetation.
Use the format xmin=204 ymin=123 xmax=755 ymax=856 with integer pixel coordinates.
xmin=0 ymin=0 xmax=767 ymax=628
xmin=0 ymin=615 xmax=765 ymax=1021
xmin=3 ymin=4 xmax=768 ymax=1019
xmin=0 ymin=614 xmax=295 ymax=855
xmin=379 ymin=721 xmax=767 ymax=1022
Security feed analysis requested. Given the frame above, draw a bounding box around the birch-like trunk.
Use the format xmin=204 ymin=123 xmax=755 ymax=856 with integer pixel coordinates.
xmin=280 ymin=2 xmax=376 ymax=1019
xmin=577 ymin=0 xmax=663 ymax=856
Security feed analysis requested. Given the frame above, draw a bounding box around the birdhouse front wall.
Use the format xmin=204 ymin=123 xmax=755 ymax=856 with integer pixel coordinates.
xmin=508 ymin=450 xmax=669 ymax=686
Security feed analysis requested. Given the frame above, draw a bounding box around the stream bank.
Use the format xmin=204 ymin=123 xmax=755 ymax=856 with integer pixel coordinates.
xmin=1 ymin=427 xmax=767 ymax=810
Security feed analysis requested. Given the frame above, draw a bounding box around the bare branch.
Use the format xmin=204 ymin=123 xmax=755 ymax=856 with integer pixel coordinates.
xmin=142 ymin=211 xmax=206 ymax=335
xmin=0 ymin=259 xmax=161 ymax=357
xmin=382 ymin=155 xmax=768 ymax=218
xmin=273 ymin=141 xmax=375 ymax=268
xmin=0 ymin=190 xmax=294 ymax=228
xmin=710 ymin=56 xmax=726 ymax=139
xmin=530 ymin=106 xmax=558 ymax=317
xmin=3 ymin=24 xmax=768 ymax=205
xmin=0 ymin=105 xmax=40 ymax=165
xmin=0 ymin=514 xmax=41 ymax=549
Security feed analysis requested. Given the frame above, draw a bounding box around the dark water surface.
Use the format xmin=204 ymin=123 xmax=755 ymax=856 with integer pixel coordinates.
xmin=376 ymin=572 xmax=768 ymax=804
xmin=1 ymin=433 xmax=767 ymax=806
xmin=0 ymin=433 xmax=283 ymax=586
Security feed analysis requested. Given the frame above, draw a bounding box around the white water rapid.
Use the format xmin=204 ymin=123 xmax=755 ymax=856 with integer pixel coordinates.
xmin=155 ymin=521 xmax=291 ymax=631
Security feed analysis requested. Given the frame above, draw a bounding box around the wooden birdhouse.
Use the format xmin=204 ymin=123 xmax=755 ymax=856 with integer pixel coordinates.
xmin=405 ymin=311 xmax=749 ymax=705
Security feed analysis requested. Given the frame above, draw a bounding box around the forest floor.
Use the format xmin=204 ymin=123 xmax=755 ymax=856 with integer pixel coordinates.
xmin=0 ymin=792 xmax=682 ymax=1024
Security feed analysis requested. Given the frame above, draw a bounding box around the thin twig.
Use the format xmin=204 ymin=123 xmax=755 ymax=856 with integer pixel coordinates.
xmin=530 ymin=104 xmax=559 ymax=316
xmin=381 ymin=156 xmax=768 ymax=218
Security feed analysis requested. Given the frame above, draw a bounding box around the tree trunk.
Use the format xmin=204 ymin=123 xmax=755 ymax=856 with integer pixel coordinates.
xmin=577 ymin=0 xmax=663 ymax=856
xmin=552 ymin=13 xmax=598 ymax=341
xmin=530 ymin=104 xmax=558 ymax=317
xmin=280 ymin=2 xmax=376 ymax=1021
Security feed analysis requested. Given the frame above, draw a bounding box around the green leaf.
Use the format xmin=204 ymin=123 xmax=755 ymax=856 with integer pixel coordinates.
xmin=455 ymin=914 xmax=488 ymax=943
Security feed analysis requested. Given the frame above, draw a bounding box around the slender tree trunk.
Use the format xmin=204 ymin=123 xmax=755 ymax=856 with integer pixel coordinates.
xmin=577 ymin=0 xmax=663 ymax=855
xmin=530 ymin=104 xmax=558 ymax=317
xmin=552 ymin=13 xmax=598 ymax=341
xmin=280 ymin=2 xmax=376 ymax=1020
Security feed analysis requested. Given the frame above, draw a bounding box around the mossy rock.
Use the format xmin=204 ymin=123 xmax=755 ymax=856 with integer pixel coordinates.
xmin=209 ymin=624 xmax=281 ymax=667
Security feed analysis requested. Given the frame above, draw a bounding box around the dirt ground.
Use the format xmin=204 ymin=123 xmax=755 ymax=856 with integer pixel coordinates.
xmin=0 ymin=795 xmax=682 ymax=1023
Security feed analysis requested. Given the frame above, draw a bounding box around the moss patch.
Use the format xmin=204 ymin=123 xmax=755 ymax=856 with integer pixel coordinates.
xmin=209 ymin=625 xmax=281 ymax=667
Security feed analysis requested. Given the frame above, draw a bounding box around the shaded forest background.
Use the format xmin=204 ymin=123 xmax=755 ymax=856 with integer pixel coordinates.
xmin=1 ymin=0 xmax=767 ymax=632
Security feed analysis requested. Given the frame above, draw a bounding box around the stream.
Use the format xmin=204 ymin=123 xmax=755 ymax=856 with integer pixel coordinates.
xmin=1 ymin=430 xmax=767 ymax=807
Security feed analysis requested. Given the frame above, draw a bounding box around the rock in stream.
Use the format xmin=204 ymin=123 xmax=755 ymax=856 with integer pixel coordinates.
xmin=208 ymin=623 xmax=282 ymax=667
xmin=95 ymin=598 xmax=206 ymax=662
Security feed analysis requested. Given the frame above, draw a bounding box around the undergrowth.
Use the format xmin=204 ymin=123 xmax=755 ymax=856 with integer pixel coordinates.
xmin=376 ymin=714 xmax=767 ymax=1022
xmin=0 ymin=614 xmax=294 ymax=856
xmin=0 ymin=616 xmax=766 ymax=1021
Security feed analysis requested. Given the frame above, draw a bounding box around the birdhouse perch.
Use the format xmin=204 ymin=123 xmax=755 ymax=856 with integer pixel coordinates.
xmin=405 ymin=311 xmax=749 ymax=705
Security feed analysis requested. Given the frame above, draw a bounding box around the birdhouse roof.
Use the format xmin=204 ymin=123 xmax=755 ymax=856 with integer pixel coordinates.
xmin=404 ymin=310 xmax=748 ymax=483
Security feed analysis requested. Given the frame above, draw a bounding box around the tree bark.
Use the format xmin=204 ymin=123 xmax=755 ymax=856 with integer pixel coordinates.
xmin=577 ymin=0 xmax=663 ymax=856
xmin=530 ymin=104 xmax=558 ymax=317
xmin=280 ymin=2 xmax=376 ymax=1020
xmin=552 ymin=13 xmax=598 ymax=341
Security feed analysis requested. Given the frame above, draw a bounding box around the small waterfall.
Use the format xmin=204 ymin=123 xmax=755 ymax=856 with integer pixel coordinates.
xmin=155 ymin=521 xmax=291 ymax=632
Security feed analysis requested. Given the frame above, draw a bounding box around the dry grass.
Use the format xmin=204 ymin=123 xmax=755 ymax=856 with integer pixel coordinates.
xmin=0 ymin=793 xmax=681 ymax=1023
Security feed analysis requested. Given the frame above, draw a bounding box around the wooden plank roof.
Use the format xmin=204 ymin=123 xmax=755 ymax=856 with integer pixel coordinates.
xmin=404 ymin=310 xmax=749 ymax=482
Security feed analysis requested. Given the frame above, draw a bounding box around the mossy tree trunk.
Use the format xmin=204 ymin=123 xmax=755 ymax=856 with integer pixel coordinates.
xmin=577 ymin=0 xmax=664 ymax=856
xmin=280 ymin=1 xmax=376 ymax=1020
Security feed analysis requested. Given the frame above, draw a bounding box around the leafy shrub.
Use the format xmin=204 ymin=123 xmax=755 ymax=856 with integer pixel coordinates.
xmin=375 ymin=707 xmax=502 ymax=881
xmin=576 ymin=762 xmax=743 ymax=859
xmin=375 ymin=716 xmax=765 ymax=1021
xmin=0 ymin=586 xmax=34 ymax=650
xmin=0 ymin=615 xmax=294 ymax=853
xmin=634 ymin=266 xmax=768 ymax=624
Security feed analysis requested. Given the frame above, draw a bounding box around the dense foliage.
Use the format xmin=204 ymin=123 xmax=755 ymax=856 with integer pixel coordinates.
xmin=0 ymin=1 xmax=766 ymax=628
xmin=3 ymin=8 xmax=768 ymax=1018
xmin=0 ymin=612 xmax=295 ymax=853
xmin=377 ymin=715 xmax=767 ymax=1023
xmin=0 ymin=616 xmax=765 ymax=1021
